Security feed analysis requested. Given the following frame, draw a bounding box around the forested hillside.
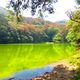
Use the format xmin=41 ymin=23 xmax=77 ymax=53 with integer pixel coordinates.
xmin=0 ymin=7 xmax=66 ymax=43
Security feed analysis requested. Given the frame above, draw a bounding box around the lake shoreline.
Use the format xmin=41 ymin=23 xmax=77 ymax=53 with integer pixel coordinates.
xmin=1 ymin=60 xmax=76 ymax=80
xmin=32 ymin=64 xmax=76 ymax=80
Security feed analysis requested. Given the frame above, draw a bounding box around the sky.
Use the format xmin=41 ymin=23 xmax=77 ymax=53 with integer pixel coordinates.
xmin=0 ymin=0 xmax=77 ymax=22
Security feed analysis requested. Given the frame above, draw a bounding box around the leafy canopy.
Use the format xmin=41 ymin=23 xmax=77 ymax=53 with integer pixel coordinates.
xmin=9 ymin=0 xmax=58 ymax=14
xmin=66 ymin=10 xmax=80 ymax=43
xmin=66 ymin=10 xmax=80 ymax=23
xmin=8 ymin=0 xmax=58 ymax=22
xmin=76 ymin=0 xmax=80 ymax=5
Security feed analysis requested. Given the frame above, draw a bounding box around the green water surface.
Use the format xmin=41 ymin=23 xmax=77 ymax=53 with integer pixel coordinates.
xmin=0 ymin=43 xmax=76 ymax=77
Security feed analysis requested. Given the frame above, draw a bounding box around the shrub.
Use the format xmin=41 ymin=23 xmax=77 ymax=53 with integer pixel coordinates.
xmin=44 ymin=27 xmax=58 ymax=42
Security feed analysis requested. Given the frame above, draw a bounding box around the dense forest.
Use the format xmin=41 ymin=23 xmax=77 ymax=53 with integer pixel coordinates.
xmin=0 ymin=13 xmax=65 ymax=43
xmin=0 ymin=8 xmax=80 ymax=44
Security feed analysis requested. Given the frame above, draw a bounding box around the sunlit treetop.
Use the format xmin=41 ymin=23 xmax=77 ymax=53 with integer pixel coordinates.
xmin=66 ymin=10 xmax=80 ymax=23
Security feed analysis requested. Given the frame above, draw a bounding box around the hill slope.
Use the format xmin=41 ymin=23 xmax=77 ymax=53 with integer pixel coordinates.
xmin=56 ymin=20 xmax=67 ymax=25
xmin=23 ymin=17 xmax=53 ymax=26
xmin=0 ymin=7 xmax=8 ymax=15
xmin=0 ymin=6 xmax=65 ymax=28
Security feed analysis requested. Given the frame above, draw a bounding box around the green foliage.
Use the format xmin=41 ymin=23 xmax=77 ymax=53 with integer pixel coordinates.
xmin=44 ymin=27 xmax=58 ymax=42
xmin=0 ymin=14 xmax=8 ymax=26
xmin=6 ymin=10 xmax=15 ymax=21
xmin=0 ymin=11 xmax=66 ymax=43
xmin=67 ymin=10 xmax=80 ymax=23
xmin=66 ymin=10 xmax=80 ymax=44
xmin=8 ymin=0 xmax=58 ymax=22
xmin=69 ymin=52 xmax=80 ymax=80
xmin=53 ymin=33 xmax=62 ymax=42
xmin=76 ymin=0 xmax=80 ymax=5
xmin=0 ymin=15 xmax=11 ymax=43
xmin=6 ymin=10 xmax=22 ymax=23
xmin=53 ymin=27 xmax=68 ymax=43
xmin=73 ymin=10 xmax=80 ymax=21
xmin=0 ymin=25 xmax=9 ymax=43
xmin=0 ymin=15 xmax=58 ymax=43
xmin=66 ymin=20 xmax=80 ymax=43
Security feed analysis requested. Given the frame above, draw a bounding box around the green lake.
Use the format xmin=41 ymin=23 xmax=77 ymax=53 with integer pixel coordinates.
xmin=0 ymin=43 xmax=77 ymax=77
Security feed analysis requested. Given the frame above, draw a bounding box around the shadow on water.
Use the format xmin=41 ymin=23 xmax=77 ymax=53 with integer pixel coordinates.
xmin=1 ymin=65 xmax=53 ymax=80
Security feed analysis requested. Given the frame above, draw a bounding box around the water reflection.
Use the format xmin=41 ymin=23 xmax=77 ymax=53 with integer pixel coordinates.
xmin=0 ymin=43 xmax=76 ymax=78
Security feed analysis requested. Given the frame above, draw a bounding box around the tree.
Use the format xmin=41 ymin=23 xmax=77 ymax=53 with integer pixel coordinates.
xmin=38 ymin=10 xmax=44 ymax=19
xmin=53 ymin=26 xmax=69 ymax=42
xmin=66 ymin=10 xmax=80 ymax=44
xmin=66 ymin=0 xmax=80 ymax=22
xmin=0 ymin=15 xmax=11 ymax=43
xmin=9 ymin=0 xmax=58 ymax=22
xmin=6 ymin=10 xmax=15 ymax=21
xmin=66 ymin=10 xmax=80 ymax=23
xmin=66 ymin=20 xmax=80 ymax=44
xmin=44 ymin=27 xmax=58 ymax=42
xmin=76 ymin=0 xmax=80 ymax=5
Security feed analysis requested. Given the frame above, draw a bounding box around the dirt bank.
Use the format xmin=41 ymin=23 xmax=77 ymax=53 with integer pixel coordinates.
xmin=32 ymin=61 xmax=76 ymax=80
